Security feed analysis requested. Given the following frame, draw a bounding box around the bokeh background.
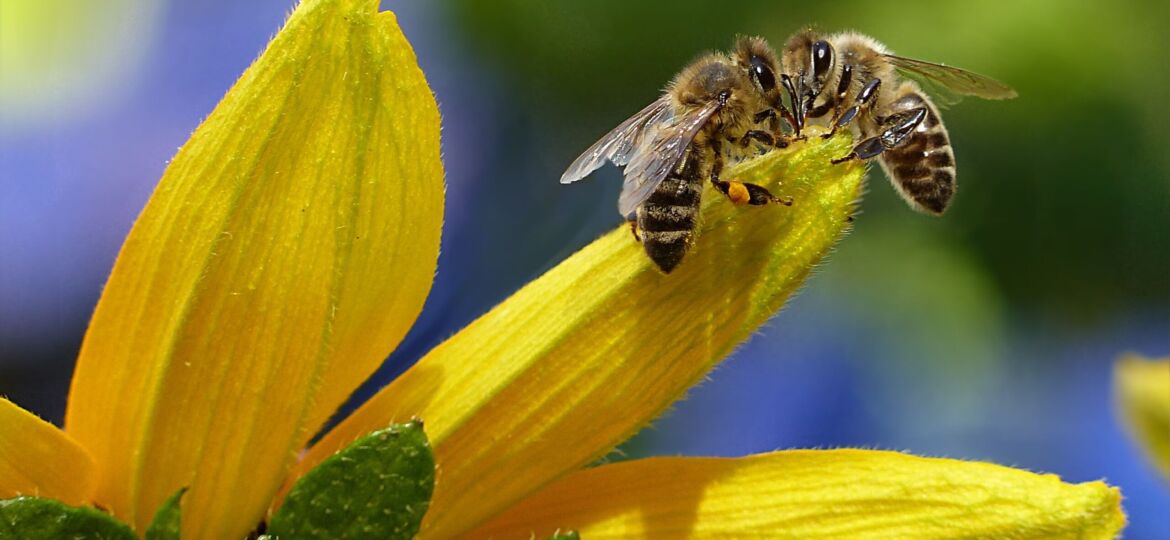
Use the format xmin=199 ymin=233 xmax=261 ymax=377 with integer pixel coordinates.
xmin=2 ymin=0 xmax=1167 ymax=536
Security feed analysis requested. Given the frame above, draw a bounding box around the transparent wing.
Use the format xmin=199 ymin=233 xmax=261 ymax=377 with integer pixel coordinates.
xmin=885 ymin=54 xmax=1018 ymax=103
xmin=560 ymin=96 xmax=673 ymax=185
xmin=910 ymin=75 xmax=964 ymax=108
xmin=617 ymin=99 xmax=721 ymax=216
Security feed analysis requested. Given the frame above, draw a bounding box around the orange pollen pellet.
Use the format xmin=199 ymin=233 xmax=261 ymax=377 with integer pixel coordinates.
xmin=728 ymin=181 xmax=750 ymax=205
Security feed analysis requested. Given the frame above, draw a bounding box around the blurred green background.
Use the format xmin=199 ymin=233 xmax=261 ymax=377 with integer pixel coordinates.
xmin=1 ymin=0 xmax=1167 ymax=536
xmin=450 ymin=0 xmax=1170 ymax=317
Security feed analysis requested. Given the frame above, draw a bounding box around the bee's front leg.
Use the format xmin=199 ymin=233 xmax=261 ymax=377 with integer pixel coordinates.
xmin=832 ymin=107 xmax=927 ymax=164
xmin=741 ymin=110 xmax=791 ymax=150
xmin=823 ymin=77 xmax=881 ymax=140
xmin=738 ymin=129 xmax=789 ymax=150
xmin=752 ymin=109 xmax=776 ymax=124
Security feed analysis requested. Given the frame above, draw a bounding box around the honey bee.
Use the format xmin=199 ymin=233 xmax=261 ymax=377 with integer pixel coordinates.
xmin=780 ymin=30 xmax=1017 ymax=213
xmin=561 ymin=37 xmax=796 ymax=273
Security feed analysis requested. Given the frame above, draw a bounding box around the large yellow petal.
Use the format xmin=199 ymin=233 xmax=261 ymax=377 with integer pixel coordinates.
xmin=301 ymin=129 xmax=864 ymax=538
xmin=472 ymin=449 xmax=1125 ymax=539
xmin=0 ymin=397 xmax=96 ymax=506
xmin=1115 ymin=354 xmax=1170 ymax=477
xmin=63 ymin=0 xmax=442 ymax=537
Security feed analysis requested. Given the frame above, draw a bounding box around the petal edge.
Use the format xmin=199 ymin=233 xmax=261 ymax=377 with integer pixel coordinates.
xmin=64 ymin=0 xmax=442 ymax=537
xmin=0 ymin=397 xmax=96 ymax=506
xmin=473 ymin=449 xmax=1126 ymax=540
xmin=1114 ymin=354 xmax=1170 ymax=478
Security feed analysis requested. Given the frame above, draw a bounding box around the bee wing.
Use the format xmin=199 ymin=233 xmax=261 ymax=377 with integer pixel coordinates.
xmin=560 ymin=96 xmax=674 ymax=185
xmin=885 ymin=54 xmax=1018 ymax=105
xmin=617 ymin=98 xmax=721 ymax=216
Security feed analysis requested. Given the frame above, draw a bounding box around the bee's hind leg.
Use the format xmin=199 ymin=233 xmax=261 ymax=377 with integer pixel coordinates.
xmin=714 ymin=179 xmax=793 ymax=206
xmin=832 ymin=107 xmax=927 ymax=165
xmin=708 ymin=139 xmax=790 ymax=206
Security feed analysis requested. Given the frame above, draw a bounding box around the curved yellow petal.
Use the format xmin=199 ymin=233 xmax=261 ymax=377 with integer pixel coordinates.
xmin=63 ymin=0 xmax=442 ymax=537
xmin=0 ymin=397 xmax=96 ymax=506
xmin=472 ymin=449 xmax=1126 ymax=539
xmin=301 ymin=129 xmax=864 ymax=538
xmin=1115 ymin=354 xmax=1170 ymax=477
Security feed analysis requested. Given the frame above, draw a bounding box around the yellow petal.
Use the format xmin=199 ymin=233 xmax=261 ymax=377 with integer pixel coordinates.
xmin=0 ymin=397 xmax=96 ymax=506
xmin=63 ymin=0 xmax=442 ymax=537
xmin=472 ymin=449 xmax=1126 ymax=539
xmin=301 ymin=128 xmax=864 ymax=538
xmin=1114 ymin=354 xmax=1170 ymax=477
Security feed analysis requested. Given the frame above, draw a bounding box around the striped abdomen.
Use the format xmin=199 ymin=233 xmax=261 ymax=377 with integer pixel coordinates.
xmin=637 ymin=155 xmax=703 ymax=273
xmin=878 ymin=87 xmax=956 ymax=214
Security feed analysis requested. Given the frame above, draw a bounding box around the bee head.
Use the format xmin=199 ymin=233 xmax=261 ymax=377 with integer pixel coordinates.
xmin=781 ymin=28 xmax=834 ymax=101
xmin=672 ymin=55 xmax=741 ymax=106
xmin=732 ymin=36 xmax=781 ymax=100
xmin=667 ymin=56 xmax=752 ymax=132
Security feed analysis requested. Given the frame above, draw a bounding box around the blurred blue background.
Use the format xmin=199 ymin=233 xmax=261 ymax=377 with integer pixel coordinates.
xmin=1 ymin=0 xmax=1167 ymax=536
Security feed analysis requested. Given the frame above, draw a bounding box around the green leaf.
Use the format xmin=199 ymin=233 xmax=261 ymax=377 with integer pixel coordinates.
xmin=144 ymin=487 xmax=186 ymax=540
xmin=0 ymin=496 xmax=136 ymax=539
xmin=548 ymin=531 xmax=581 ymax=540
xmin=268 ymin=420 xmax=434 ymax=539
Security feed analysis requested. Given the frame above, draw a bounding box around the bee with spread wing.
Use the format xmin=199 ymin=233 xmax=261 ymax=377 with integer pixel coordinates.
xmin=562 ymin=37 xmax=795 ymax=273
xmin=781 ymin=30 xmax=1017 ymax=214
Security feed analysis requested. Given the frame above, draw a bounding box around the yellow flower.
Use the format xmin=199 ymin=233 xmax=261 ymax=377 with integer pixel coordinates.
xmin=1115 ymin=354 xmax=1170 ymax=478
xmin=0 ymin=0 xmax=1126 ymax=538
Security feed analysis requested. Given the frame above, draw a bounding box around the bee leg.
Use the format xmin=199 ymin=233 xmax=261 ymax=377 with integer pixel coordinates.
xmin=713 ymin=179 xmax=789 ymax=206
xmin=831 ymin=107 xmax=928 ymax=165
xmin=809 ymin=63 xmax=851 ymax=125
xmin=759 ymin=108 xmax=796 ymax=148
xmin=747 ymin=184 xmax=792 ymax=206
xmin=776 ymin=106 xmax=800 ymax=137
xmin=755 ymin=105 xmax=797 ymax=141
xmin=824 ymin=77 xmax=880 ymax=140
xmin=708 ymin=139 xmax=787 ymax=206
xmin=739 ymin=129 xmax=788 ymax=150
xmin=708 ymin=140 xmax=746 ymax=203
xmin=752 ymin=109 xmax=776 ymax=124
xmin=752 ymin=109 xmax=784 ymax=145
xmin=628 ymin=218 xmax=641 ymax=242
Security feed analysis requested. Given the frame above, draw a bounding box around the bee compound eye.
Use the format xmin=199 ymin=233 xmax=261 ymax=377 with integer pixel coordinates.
xmin=811 ymin=40 xmax=833 ymax=82
xmin=750 ymin=56 xmax=777 ymax=92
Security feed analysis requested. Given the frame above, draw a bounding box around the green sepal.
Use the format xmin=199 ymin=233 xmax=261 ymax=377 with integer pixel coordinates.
xmin=267 ymin=420 xmax=435 ymax=539
xmin=144 ymin=487 xmax=187 ymax=540
xmin=0 ymin=496 xmax=136 ymax=539
xmin=548 ymin=530 xmax=581 ymax=540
